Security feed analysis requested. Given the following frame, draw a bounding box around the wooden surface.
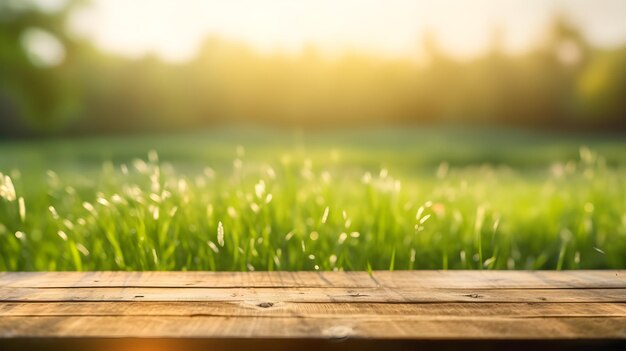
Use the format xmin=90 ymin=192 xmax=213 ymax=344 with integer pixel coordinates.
xmin=0 ymin=271 xmax=625 ymax=350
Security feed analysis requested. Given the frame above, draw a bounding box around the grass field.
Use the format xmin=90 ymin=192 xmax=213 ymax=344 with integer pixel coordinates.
xmin=1 ymin=127 xmax=625 ymax=271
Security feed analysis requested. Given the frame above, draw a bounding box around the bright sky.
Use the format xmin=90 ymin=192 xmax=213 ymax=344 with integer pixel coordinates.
xmin=68 ymin=0 xmax=626 ymax=62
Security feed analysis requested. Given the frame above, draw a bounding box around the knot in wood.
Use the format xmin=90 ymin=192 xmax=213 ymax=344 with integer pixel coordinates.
xmin=257 ymin=302 xmax=274 ymax=308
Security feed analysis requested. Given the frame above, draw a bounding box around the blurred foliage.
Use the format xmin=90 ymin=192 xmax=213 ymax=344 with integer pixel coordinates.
xmin=1 ymin=2 xmax=625 ymax=137
xmin=0 ymin=0 xmax=85 ymax=135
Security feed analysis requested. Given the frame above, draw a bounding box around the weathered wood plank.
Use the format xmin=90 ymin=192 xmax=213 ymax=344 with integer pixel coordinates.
xmin=1 ymin=271 xmax=624 ymax=289
xmin=1 ymin=315 xmax=625 ymax=339
xmin=1 ymin=287 xmax=625 ymax=303
xmin=2 ymin=302 xmax=625 ymax=318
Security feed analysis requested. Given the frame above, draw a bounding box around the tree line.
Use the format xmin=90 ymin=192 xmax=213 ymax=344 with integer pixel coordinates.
xmin=1 ymin=2 xmax=625 ymax=137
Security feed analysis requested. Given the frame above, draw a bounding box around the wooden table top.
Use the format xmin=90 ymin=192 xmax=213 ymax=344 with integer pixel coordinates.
xmin=0 ymin=270 xmax=625 ymax=350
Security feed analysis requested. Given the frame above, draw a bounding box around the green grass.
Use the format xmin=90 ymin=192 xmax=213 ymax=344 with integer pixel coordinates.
xmin=1 ymin=127 xmax=625 ymax=271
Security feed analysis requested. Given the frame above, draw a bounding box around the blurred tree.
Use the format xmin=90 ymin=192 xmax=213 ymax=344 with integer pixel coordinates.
xmin=0 ymin=0 xmax=85 ymax=136
xmin=576 ymin=47 xmax=626 ymax=129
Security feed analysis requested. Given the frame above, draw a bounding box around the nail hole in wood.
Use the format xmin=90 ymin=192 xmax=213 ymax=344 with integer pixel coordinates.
xmin=465 ymin=293 xmax=482 ymax=299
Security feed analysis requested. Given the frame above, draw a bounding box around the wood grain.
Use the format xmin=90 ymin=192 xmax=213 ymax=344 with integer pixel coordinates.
xmin=1 ymin=270 xmax=624 ymax=289
xmin=1 ymin=315 xmax=625 ymax=339
xmin=2 ymin=301 xmax=626 ymax=318
xmin=1 ymin=287 xmax=625 ymax=303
